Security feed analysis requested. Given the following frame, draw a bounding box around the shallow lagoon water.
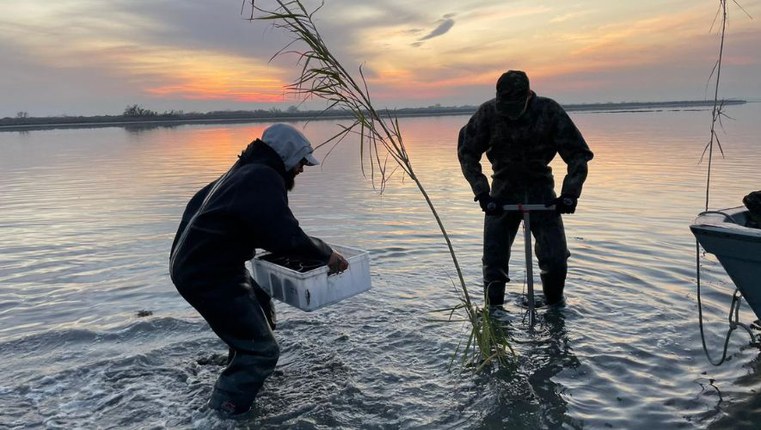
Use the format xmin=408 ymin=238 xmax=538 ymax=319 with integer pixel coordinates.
xmin=1 ymin=103 xmax=761 ymax=429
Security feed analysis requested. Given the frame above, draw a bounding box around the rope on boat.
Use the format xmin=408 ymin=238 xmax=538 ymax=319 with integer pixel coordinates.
xmin=695 ymin=240 xmax=757 ymax=366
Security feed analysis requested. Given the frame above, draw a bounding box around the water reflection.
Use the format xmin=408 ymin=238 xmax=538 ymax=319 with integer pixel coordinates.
xmin=476 ymin=308 xmax=582 ymax=429
xmin=2 ymin=104 xmax=761 ymax=427
xmin=707 ymin=351 xmax=761 ymax=429
xmin=124 ymin=123 xmax=182 ymax=133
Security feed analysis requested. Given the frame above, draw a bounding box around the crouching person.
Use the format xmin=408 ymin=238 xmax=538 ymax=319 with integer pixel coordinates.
xmin=169 ymin=123 xmax=349 ymax=418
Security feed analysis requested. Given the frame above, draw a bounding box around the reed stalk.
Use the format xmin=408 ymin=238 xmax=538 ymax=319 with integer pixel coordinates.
xmin=701 ymin=0 xmax=751 ymax=211
xmin=244 ymin=0 xmax=514 ymax=369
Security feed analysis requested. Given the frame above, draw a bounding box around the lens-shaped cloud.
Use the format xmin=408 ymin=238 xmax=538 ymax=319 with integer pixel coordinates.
xmin=412 ymin=15 xmax=456 ymax=47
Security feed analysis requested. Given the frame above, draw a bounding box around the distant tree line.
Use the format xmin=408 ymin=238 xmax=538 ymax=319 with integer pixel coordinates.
xmin=0 ymin=103 xmax=479 ymax=130
xmin=0 ymin=99 xmax=746 ymax=131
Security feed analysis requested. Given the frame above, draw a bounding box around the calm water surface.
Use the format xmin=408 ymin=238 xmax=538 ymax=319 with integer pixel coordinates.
xmin=1 ymin=104 xmax=761 ymax=429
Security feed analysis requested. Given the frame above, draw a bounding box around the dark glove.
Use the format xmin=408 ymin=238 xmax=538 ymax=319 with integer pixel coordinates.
xmin=547 ymin=195 xmax=578 ymax=214
xmin=475 ymin=192 xmax=503 ymax=216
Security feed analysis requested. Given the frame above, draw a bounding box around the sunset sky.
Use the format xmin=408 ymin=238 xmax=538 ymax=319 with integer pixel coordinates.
xmin=1 ymin=0 xmax=759 ymax=118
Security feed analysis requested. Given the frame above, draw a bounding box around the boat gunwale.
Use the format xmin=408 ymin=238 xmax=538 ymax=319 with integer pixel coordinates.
xmin=690 ymin=206 xmax=761 ymax=239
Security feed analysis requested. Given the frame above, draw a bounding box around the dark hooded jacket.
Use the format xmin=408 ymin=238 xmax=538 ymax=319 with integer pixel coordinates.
xmin=169 ymin=139 xmax=333 ymax=289
xmin=458 ymin=92 xmax=594 ymax=203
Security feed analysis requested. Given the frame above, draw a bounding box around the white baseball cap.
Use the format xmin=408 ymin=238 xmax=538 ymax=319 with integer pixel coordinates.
xmin=261 ymin=123 xmax=320 ymax=171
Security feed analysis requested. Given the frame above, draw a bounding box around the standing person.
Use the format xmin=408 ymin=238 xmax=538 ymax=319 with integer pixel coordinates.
xmin=457 ymin=70 xmax=593 ymax=310
xmin=169 ymin=123 xmax=349 ymax=418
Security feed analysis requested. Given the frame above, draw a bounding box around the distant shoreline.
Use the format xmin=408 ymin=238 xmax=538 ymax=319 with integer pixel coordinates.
xmin=0 ymin=99 xmax=747 ymax=132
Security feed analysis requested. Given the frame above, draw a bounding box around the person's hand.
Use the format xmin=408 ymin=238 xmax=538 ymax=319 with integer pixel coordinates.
xmin=327 ymin=251 xmax=349 ymax=274
xmin=474 ymin=192 xmax=503 ymax=216
xmin=547 ymin=195 xmax=578 ymax=214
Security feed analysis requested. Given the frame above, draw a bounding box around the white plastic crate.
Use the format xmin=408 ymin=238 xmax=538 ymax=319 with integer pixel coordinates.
xmin=250 ymin=244 xmax=371 ymax=312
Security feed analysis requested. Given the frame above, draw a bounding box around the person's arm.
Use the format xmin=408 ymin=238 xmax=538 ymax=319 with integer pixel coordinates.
xmin=553 ymin=103 xmax=594 ymax=199
xmin=239 ymin=167 xmax=334 ymax=262
xmin=457 ymin=105 xmax=492 ymax=198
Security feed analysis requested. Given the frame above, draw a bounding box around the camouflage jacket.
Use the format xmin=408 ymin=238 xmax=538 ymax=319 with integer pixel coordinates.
xmin=458 ymin=92 xmax=593 ymax=203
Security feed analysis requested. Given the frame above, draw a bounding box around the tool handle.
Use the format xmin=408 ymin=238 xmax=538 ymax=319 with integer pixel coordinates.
xmin=501 ymin=204 xmax=555 ymax=212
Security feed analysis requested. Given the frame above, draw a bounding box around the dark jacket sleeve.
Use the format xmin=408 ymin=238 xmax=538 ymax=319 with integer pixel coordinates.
xmin=234 ymin=166 xmax=333 ymax=262
xmin=457 ymin=104 xmax=492 ymax=197
xmin=552 ymin=102 xmax=594 ymax=198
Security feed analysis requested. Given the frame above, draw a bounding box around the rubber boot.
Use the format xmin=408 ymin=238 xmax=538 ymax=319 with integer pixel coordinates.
xmin=484 ymin=281 xmax=506 ymax=308
xmin=540 ymin=272 xmax=566 ymax=306
xmin=209 ymin=387 xmax=253 ymax=419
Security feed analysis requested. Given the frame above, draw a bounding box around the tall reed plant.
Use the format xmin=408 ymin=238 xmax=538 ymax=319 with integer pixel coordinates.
xmin=701 ymin=0 xmax=751 ymax=210
xmin=244 ymin=0 xmax=514 ymax=370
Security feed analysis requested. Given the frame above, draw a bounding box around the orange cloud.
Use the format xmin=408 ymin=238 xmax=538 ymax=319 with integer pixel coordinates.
xmin=25 ymin=36 xmax=292 ymax=104
xmin=121 ymin=48 xmax=290 ymax=103
xmin=146 ymin=73 xmax=286 ymax=103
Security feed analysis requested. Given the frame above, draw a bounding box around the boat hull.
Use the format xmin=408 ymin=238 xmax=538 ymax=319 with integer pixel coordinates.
xmin=690 ymin=206 xmax=761 ymax=321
